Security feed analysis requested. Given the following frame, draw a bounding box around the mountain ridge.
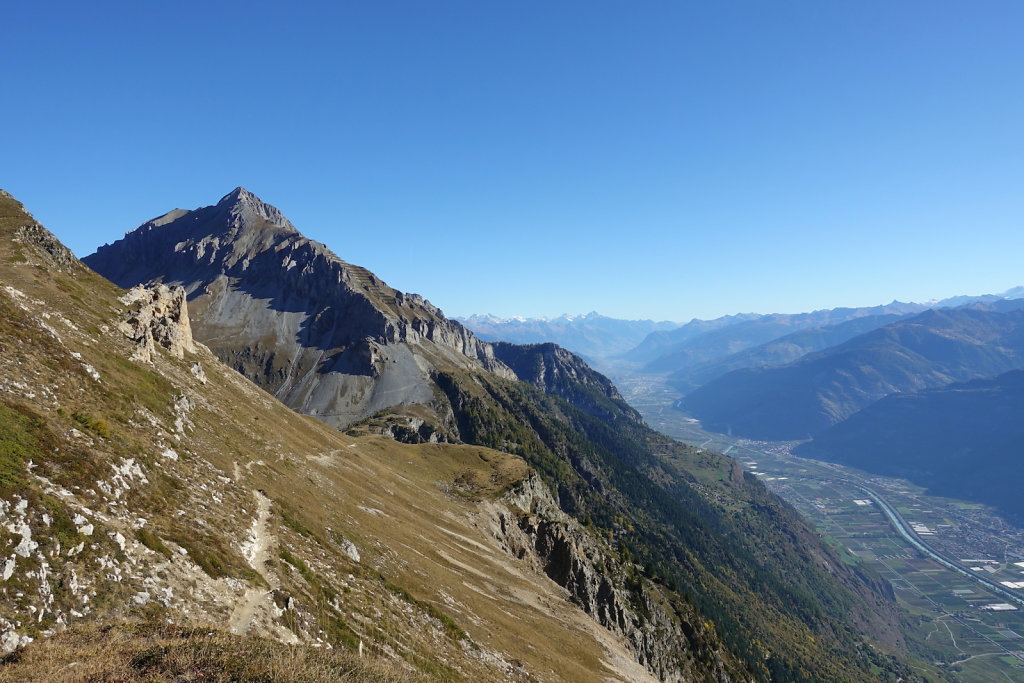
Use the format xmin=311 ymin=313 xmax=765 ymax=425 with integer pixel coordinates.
xmin=619 ymin=289 xmax=1024 ymax=381
xmin=683 ymin=305 xmax=1024 ymax=440
xmin=667 ymin=313 xmax=915 ymax=393
xmin=1 ymin=187 xmax=743 ymax=681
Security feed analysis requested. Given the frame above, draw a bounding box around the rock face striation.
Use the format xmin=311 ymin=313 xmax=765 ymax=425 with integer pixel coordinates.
xmin=85 ymin=188 xmax=513 ymax=427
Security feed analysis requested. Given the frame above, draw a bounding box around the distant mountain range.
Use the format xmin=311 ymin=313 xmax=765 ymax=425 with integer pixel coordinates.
xmin=463 ymin=287 xmax=1024 ymax=383
xmin=626 ymin=290 xmax=1024 ymax=377
xmin=682 ymin=305 xmax=1024 ymax=440
xmin=636 ymin=304 xmax=929 ymax=374
xmin=460 ymin=270 xmax=1024 ymax=533
xmin=458 ymin=312 xmax=676 ymax=359
xmin=667 ymin=313 xmax=912 ymax=393
xmin=795 ymin=370 xmax=1024 ymax=522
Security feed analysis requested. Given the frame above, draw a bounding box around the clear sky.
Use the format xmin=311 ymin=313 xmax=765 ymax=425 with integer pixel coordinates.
xmin=4 ymin=1 xmax=1023 ymax=322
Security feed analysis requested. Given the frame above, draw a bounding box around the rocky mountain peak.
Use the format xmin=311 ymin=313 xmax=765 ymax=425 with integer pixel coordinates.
xmin=112 ymin=187 xmax=297 ymax=258
xmin=215 ymin=186 xmax=297 ymax=235
xmin=85 ymin=189 xmax=514 ymax=427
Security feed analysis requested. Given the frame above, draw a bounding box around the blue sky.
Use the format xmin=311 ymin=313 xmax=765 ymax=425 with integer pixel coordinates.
xmin=4 ymin=1 xmax=1023 ymax=321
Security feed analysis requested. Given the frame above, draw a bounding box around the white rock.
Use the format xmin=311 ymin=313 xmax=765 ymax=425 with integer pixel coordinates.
xmin=190 ymin=362 xmax=207 ymax=384
xmin=73 ymin=515 xmax=94 ymax=536
xmin=13 ymin=525 xmax=38 ymax=557
xmin=0 ymin=558 xmax=15 ymax=581
xmin=0 ymin=630 xmax=31 ymax=653
xmin=118 ymin=285 xmax=196 ymax=362
xmin=340 ymin=538 xmax=361 ymax=563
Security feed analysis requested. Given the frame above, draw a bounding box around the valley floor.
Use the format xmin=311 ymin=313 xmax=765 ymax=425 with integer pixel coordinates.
xmin=616 ymin=373 xmax=1024 ymax=683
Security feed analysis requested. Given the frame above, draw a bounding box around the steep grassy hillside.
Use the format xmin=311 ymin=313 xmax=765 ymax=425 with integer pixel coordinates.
xmin=75 ymin=188 xmax=931 ymax=680
xmin=0 ymin=622 xmax=417 ymax=683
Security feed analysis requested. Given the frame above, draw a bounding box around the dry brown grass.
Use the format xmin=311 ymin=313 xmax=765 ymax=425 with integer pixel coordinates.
xmin=0 ymin=622 xmax=420 ymax=683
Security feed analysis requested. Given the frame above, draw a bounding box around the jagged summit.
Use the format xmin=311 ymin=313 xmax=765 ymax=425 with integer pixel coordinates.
xmin=85 ymin=189 xmax=512 ymax=427
xmin=219 ymin=185 xmax=254 ymax=203
xmin=123 ymin=187 xmax=297 ymax=246
xmin=214 ymin=186 xmax=297 ymax=233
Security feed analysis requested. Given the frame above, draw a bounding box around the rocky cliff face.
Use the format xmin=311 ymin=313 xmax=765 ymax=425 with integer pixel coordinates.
xmin=481 ymin=473 xmax=745 ymax=682
xmin=84 ymin=188 xmax=513 ymax=427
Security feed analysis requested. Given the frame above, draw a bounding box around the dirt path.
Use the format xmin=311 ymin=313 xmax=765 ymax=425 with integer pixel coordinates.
xmin=228 ymin=490 xmax=290 ymax=639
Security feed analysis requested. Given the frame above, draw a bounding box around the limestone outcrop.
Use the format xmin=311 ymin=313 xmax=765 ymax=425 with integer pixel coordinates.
xmin=118 ymin=284 xmax=196 ymax=363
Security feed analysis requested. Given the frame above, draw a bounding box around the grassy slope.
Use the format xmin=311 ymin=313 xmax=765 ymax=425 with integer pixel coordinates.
xmin=0 ymin=191 xmax=664 ymax=681
xmin=0 ymin=622 xmax=419 ymax=683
